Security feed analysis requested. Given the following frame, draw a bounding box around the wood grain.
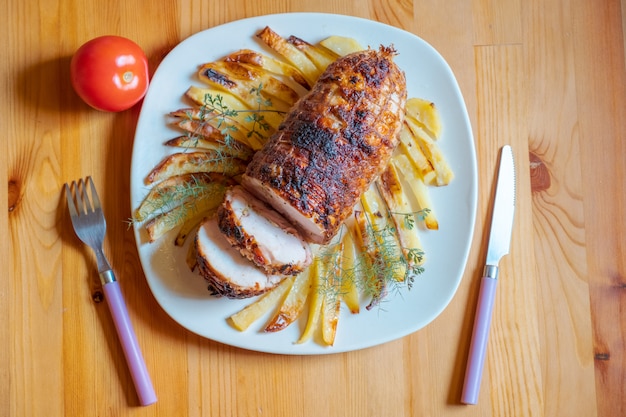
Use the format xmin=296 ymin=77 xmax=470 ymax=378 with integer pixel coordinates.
xmin=571 ymin=1 xmax=626 ymax=415
xmin=2 ymin=0 xmax=625 ymax=415
xmin=523 ymin=1 xmax=600 ymax=416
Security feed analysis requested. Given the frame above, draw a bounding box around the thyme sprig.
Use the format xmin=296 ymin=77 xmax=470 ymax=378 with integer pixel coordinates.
xmin=185 ymin=84 xmax=286 ymax=147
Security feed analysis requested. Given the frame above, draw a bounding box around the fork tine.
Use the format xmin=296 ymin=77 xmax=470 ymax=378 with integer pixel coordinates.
xmin=87 ymin=176 xmax=102 ymax=210
xmin=78 ymin=178 xmax=92 ymax=214
xmin=64 ymin=183 xmax=79 ymax=218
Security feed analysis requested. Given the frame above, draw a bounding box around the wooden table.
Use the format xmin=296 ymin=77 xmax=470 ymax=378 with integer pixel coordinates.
xmin=2 ymin=0 xmax=625 ymax=415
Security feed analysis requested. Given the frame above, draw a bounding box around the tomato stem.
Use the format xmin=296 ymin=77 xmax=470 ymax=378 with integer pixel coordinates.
xmin=123 ymin=71 xmax=134 ymax=83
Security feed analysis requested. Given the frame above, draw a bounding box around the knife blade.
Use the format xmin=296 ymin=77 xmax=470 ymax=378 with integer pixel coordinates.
xmin=461 ymin=144 xmax=516 ymax=405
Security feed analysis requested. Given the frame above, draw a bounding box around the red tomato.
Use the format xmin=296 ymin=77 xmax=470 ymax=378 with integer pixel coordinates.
xmin=70 ymin=36 xmax=149 ymax=112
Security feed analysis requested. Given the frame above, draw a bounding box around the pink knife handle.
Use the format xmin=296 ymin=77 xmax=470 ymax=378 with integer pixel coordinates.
xmin=461 ymin=275 xmax=498 ymax=404
xmin=103 ymin=280 xmax=157 ymax=406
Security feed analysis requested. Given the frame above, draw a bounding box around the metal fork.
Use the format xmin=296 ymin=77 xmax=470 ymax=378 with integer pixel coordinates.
xmin=65 ymin=177 xmax=157 ymax=406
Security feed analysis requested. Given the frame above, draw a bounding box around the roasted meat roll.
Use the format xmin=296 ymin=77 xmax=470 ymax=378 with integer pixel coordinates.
xmin=242 ymin=46 xmax=407 ymax=244
xmin=217 ymin=185 xmax=312 ymax=275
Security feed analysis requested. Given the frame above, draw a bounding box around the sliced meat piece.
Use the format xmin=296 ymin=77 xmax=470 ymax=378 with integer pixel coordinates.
xmin=242 ymin=46 xmax=407 ymax=244
xmin=195 ymin=217 xmax=284 ymax=299
xmin=217 ymin=186 xmax=312 ymax=275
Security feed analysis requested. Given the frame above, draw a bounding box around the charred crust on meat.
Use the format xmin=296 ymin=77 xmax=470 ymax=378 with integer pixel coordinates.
xmin=290 ymin=119 xmax=336 ymax=156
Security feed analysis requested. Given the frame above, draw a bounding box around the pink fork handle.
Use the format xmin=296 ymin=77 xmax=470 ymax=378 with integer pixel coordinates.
xmin=461 ymin=276 xmax=498 ymax=405
xmin=103 ymin=281 xmax=157 ymax=406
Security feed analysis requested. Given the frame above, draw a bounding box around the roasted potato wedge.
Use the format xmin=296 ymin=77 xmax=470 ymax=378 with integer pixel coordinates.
xmin=175 ymin=211 xmax=209 ymax=247
xmin=296 ymin=259 xmax=323 ymax=344
xmin=165 ymin=135 xmax=253 ymax=161
xmin=319 ymin=35 xmax=365 ymax=56
xmin=135 ymin=172 xmax=224 ymax=221
xmin=229 ymin=277 xmax=295 ymax=331
xmin=319 ymin=241 xmax=342 ymax=346
xmin=145 ymin=151 xmax=246 ymax=184
xmin=198 ymin=60 xmax=300 ymax=108
xmin=184 ymin=86 xmax=274 ymax=149
xmin=224 ymin=49 xmax=310 ymax=89
xmin=264 ymin=267 xmax=312 ymax=332
xmin=352 ymin=210 xmax=388 ymax=310
xmin=172 ymin=118 xmax=224 ymax=141
xmin=169 ymin=107 xmax=254 ymax=144
xmin=397 ymin=123 xmax=437 ymax=185
xmin=404 ymin=117 xmax=454 ymax=186
xmin=256 ymin=26 xmax=320 ymax=86
xmin=392 ymin=154 xmax=439 ymax=230
xmin=339 ymin=228 xmax=360 ymax=314
xmin=193 ymin=68 xmax=289 ymax=131
xmin=360 ymin=185 xmax=407 ymax=282
xmin=169 ymin=107 xmax=252 ymax=137
xmin=377 ymin=163 xmax=427 ymax=265
xmin=145 ymin=192 xmax=224 ymax=242
xmin=405 ymin=97 xmax=442 ymax=139
xmin=287 ymin=35 xmax=339 ymax=71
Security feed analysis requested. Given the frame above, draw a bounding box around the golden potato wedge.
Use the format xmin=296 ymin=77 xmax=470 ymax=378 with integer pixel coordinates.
xmin=319 ymin=35 xmax=365 ymax=56
xmin=198 ymin=60 xmax=300 ymax=108
xmin=145 ymin=192 xmax=223 ymax=242
xmin=229 ymin=277 xmax=295 ymax=331
xmin=360 ymin=185 xmax=387 ymax=234
xmin=224 ymin=49 xmax=310 ymax=89
xmin=319 ymin=241 xmax=342 ymax=346
xmin=405 ymin=97 xmax=442 ymax=139
xmin=404 ymin=117 xmax=454 ymax=186
xmin=264 ymin=267 xmax=312 ymax=332
xmin=339 ymin=228 xmax=360 ymax=314
xmin=175 ymin=210 xmax=208 ymax=247
xmin=256 ymin=26 xmax=320 ymax=86
xmin=360 ymin=186 xmax=407 ymax=282
xmin=185 ymin=86 xmax=259 ymax=125
xmin=397 ymin=123 xmax=436 ymax=185
xmin=165 ymin=135 xmax=253 ymax=161
xmin=392 ymin=154 xmax=439 ymax=230
xmin=184 ymin=86 xmax=274 ymax=148
xmin=296 ymin=259 xmax=323 ymax=344
xmin=321 ymin=294 xmax=341 ymax=346
xmin=145 ymin=151 xmax=247 ymax=184
xmin=135 ymin=172 xmax=222 ymax=221
xmin=172 ymin=118 xmax=224 ymax=141
xmin=195 ymin=66 xmax=290 ymax=131
xmin=352 ymin=210 xmax=388 ymax=310
xmin=169 ymin=107 xmax=255 ymax=145
xmin=170 ymin=107 xmax=251 ymax=134
xmin=287 ymin=35 xmax=339 ymax=71
xmin=377 ymin=164 xmax=427 ymax=265
xmin=185 ymin=85 xmax=250 ymax=111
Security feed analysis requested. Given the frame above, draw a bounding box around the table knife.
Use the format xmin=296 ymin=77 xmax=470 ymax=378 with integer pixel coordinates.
xmin=461 ymin=145 xmax=516 ymax=405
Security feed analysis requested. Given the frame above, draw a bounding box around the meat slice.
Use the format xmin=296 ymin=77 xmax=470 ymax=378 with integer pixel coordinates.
xmin=242 ymin=46 xmax=407 ymax=244
xmin=195 ymin=217 xmax=284 ymax=299
xmin=217 ymin=186 xmax=312 ymax=275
